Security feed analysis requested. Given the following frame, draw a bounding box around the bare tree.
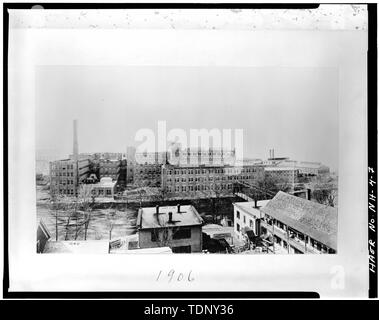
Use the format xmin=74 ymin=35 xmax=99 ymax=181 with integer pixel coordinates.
xmin=310 ymin=175 xmax=338 ymax=207
xmin=78 ymin=184 xmax=96 ymax=240
xmin=106 ymin=204 xmax=117 ymax=241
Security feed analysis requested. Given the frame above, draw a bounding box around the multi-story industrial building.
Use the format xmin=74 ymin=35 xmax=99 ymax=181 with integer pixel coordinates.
xmin=168 ymin=148 xmax=236 ymax=167
xmin=49 ymin=120 xmax=90 ymax=197
xmin=49 ymin=158 xmax=90 ymax=197
xmin=99 ymin=159 xmax=121 ymax=181
xmin=91 ymin=177 xmax=117 ymax=198
xmin=161 ymin=164 xmax=265 ymax=194
xmin=136 ymin=204 xmax=203 ymax=253
xmin=134 ymin=163 xmax=162 ymax=187
xmin=276 ymin=160 xmax=330 ymax=177
xmin=264 ymin=167 xmax=299 ymax=184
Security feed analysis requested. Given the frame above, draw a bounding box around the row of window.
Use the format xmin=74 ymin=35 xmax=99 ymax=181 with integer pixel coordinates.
xmin=137 ymin=170 xmax=161 ymax=174
xmin=58 ymin=179 xmax=75 ymax=185
xmin=235 ymin=211 xmax=254 ymax=229
xmin=167 ymin=168 xmax=260 ymax=175
xmin=57 ymin=189 xmax=75 ymax=195
xmin=151 ymin=227 xmax=192 ymax=242
xmin=92 ymin=189 xmax=112 ymax=195
xmin=166 ymin=184 xmax=233 ymax=192
xmin=263 ymin=216 xmax=332 ymax=253
xmin=166 ymin=175 xmax=256 ymax=184
xmin=53 ymin=172 xmax=75 ymax=177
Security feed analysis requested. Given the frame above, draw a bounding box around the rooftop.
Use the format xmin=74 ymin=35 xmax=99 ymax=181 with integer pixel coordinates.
xmin=94 ymin=177 xmax=117 ymax=187
xmin=126 ymin=247 xmax=173 ymax=254
xmin=234 ymin=200 xmax=270 ymax=213
xmin=137 ymin=205 xmax=203 ymax=229
xmin=261 ymin=191 xmax=337 ymax=250
xmin=264 ymin=167 xmax=299 ymax=172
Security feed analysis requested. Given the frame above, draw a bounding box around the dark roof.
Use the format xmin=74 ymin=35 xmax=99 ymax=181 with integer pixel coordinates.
xmin=261 ymin=191 xmax=337 ymax=250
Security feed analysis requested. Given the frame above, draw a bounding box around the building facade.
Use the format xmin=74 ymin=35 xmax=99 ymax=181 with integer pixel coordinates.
xmin=134 ymin=163 xmax=163 ymax=187
xmin=264 ymin=167 xmax=299 ymax=184
xmin=168 ymin=148 xmax=236 ymax=167
xmin=49 ymin=158 xmax=90 ymax=197
xmin=99 ymin=159 xmax=121 ymax=181
xmin=276 ymin=160 xmax=330 ymax=177
xmin=234 ymin=191 xmax=337 ymax=254
xmin=233 ymin=200 xmax=270 ymax=241
xmin=91 ymin=177 xmax=117 ymax=198
xmin=136 ymin=205 xmax=203 ymax=253
xmin=161 ymin=164 xmax=265 ymax=194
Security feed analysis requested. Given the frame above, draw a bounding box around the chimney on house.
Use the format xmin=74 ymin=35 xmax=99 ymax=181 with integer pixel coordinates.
xmin=168 ymin=211 xmax=173 ymax=223
xmin=254 ymin=199 xmax=258 ymax=208
xmin=156 ymin=205 xmax=159 ymax=215
xmin=73 ymin=119 xmax=79 ymax=161
xmin=177 ymin=204 xmax=181 ymax=213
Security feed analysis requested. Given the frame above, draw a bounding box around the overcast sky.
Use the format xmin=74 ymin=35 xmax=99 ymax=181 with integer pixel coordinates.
xmin=36 ymin=65 xmax=338 ymax=170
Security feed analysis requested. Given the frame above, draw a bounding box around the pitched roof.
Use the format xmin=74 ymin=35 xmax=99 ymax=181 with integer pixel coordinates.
xmin=137 ymin=205 xmax=203 ymax=229
xmin=261 ymin=191 xmax=337 ymax=250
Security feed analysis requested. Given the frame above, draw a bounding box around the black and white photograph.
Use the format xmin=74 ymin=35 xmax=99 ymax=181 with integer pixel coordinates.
xmin=4 ymin=3 xmax=375 ymax=299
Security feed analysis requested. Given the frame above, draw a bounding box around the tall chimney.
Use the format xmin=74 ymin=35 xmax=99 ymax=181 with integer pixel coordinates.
xmin=168 ymin=211 xmax=173 ymax=223
xmin=73 ymin=119 xmax=79 ymax=161
xmin=272 ymin=148 xmax=275 ymax=159
xmin=177 ymin=204 xmax=181 ymax=213
xmin=156 ymin=205 xmax=159 ymax=214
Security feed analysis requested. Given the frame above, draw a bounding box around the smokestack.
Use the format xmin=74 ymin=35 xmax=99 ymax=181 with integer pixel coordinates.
xmin=73 ymin=119 xmax=79 ymax=161
xmin=272 ymin=148 xmax=275 ymax=159
xmin=168 ymin=211 xmax=173 ymax=223
xmin=177 ymin=204 xmax=181 ymax=213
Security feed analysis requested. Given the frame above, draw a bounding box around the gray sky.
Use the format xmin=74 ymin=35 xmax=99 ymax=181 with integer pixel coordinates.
xmin=36 ymin=65 xmax=338 ymax=170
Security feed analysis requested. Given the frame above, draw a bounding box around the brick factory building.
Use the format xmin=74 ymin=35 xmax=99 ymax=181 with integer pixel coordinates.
xmin=49 ymin=158 xmax=90 ymax=197
xmin=161 ymin=164 xmax=265 ymax=194
xmin=99 ymin=159 xmax=121 ymax=181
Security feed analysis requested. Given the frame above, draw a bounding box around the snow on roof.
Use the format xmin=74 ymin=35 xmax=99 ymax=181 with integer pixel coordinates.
xmin=93 ymin=177 xmax=117 ymax=188
xmin=137 ymin=205 xmax=203 ymax=229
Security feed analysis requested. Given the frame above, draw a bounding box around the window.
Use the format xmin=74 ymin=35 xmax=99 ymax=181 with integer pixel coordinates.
xmin=236 ymin=223 xmax=240 ymax=232
xmin=243 ymin=216 xmax=246 ymax=224
xmin=151 ymin=230 xmax=159 ymax=242
xmin=173 ymin=227 xmax=191 ymax=240
xmin=236 ymin=211 xmax=240 ymax=219
xmin=172 ymin=245 xmax=191 ymax=253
